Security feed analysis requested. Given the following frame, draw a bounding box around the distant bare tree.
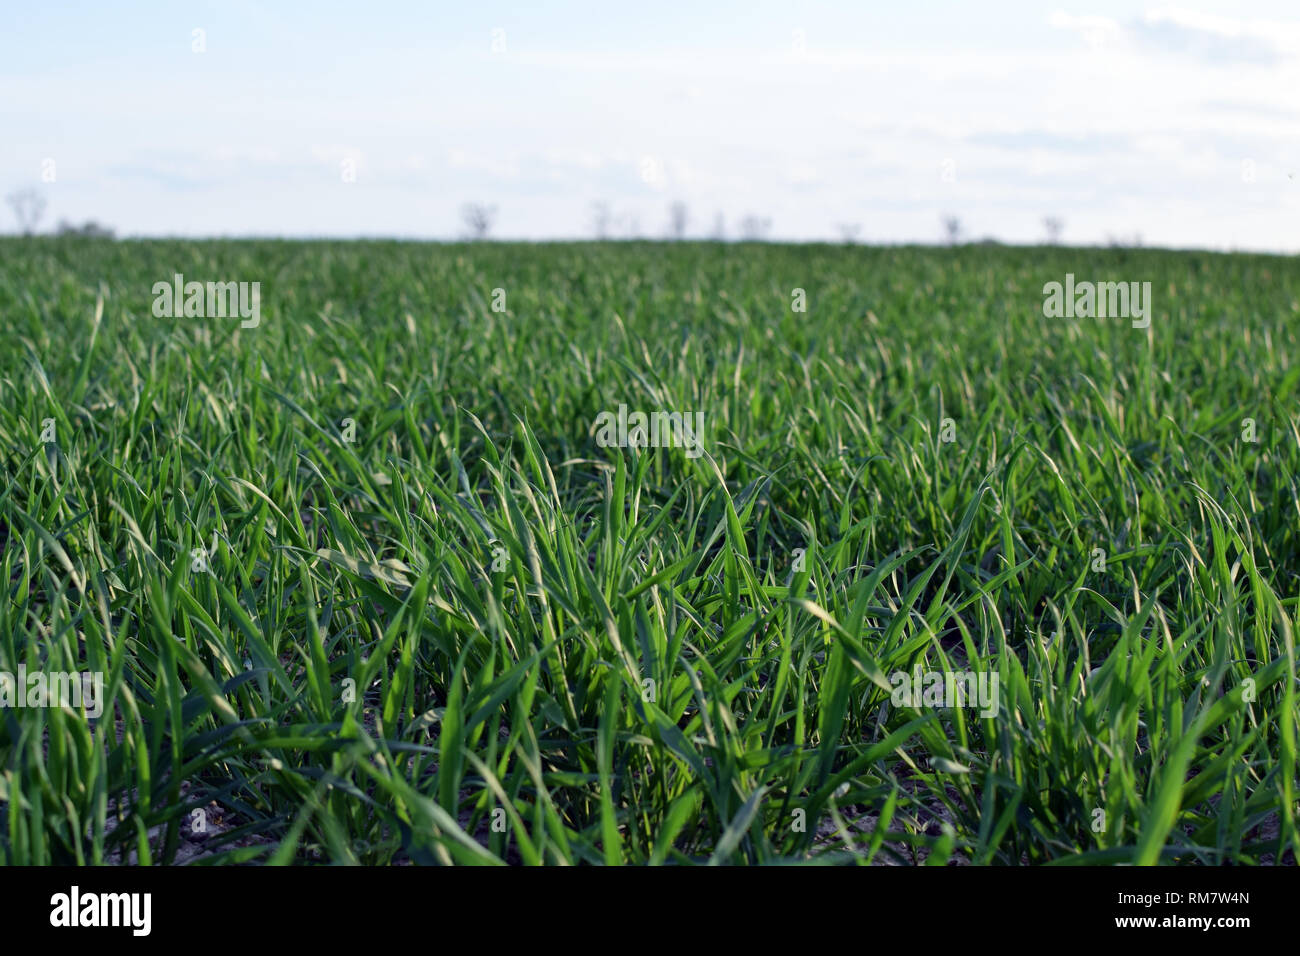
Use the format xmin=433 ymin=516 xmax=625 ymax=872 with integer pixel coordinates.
xmin=667 ymin=201 xmax=689 ymax=240
xmin=1043 ymin=216 xmax=1064 ymax=244
xmin=590 ymin=201 xmax=612 ymax=239
xmin=8 ymin=188 xmax=47 ymax=236
xmin=836 ymin=222 xmax=861 ymax=244
xmin=738 ymin=214 xmax=772 ymax=241
xmin=460 ymin=203 xmax=497 ymax=240
xmin=616 ymin=211 xmax=641 ymax=239
xmin=711 ymin=212 xmax=725 ymax=240
xmin=942 ymin=214 xmax=962 ymax=245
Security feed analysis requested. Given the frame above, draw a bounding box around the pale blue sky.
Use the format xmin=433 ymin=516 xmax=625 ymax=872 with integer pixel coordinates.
xmin=3 ymin=1 xmax=1297 ymax=248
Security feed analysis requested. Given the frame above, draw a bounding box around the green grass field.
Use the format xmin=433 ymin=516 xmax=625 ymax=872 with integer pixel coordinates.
xmin=2 ymin=236 xmax=1297 ymax=865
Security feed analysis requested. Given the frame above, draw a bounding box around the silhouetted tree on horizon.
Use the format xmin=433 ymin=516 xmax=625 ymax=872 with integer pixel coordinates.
xmin=460 ymin=203 xmax=497 ymax=240
xmin=739 ymin=214 xmax=771 ymax=241
xmin=942 ymin=214 xmax=962 ymax=245
xmin=668 ymin=201 xmax=688 ymax=240
xmin=590 ymin=201 xmax=612 ymax=239
xmin=7 ymin=187 xmax=46 ymax=236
